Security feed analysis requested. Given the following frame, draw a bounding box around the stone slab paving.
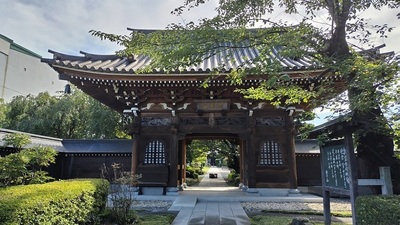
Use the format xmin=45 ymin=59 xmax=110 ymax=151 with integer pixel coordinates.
xmin=169 ymin=167 xmax=352 ymax=224
xmin=168 ymin=196 xmax=198 ymax=211
xmin=197 ymin=166 xmax=229 ymax=187
xmin=170 ymin=166 xmax=250 ymax=225
xmin=171 ymin=202 xmax=250 ymax=225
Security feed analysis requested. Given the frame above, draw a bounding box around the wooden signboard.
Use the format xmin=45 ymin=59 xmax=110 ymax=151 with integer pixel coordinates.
xmin=321 ymin=141 xmax=350 ymax=191
xmin=320 ymin=135 xmax=358 ymax=225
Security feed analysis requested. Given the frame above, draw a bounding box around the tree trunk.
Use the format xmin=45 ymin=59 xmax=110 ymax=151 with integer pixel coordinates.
xmin=327 ymin=13 xmax=396 ymax=193
xmin=353 ymin=108 xmax=394 ymax=172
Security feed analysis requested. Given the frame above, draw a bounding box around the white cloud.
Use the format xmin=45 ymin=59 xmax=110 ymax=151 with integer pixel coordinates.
xmin=0 ymin=0 xmax=398 ymax=58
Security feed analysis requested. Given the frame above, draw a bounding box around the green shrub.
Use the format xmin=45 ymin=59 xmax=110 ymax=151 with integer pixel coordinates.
xmin=356 ymin=195 xmax=400 ymax=225
xmin=227 ymin=173 xmax=234 ymax=182
xmin=101 ymin=163 xmax=141 ymax=225
xmin=234 ymin=176 xmax=241 ymax=186
xmin=194 ymin=167 xmax=203 ymax=175
xmin=102 ymin=208 xmax=137 ymax=225
xmin=186 ymin=166 xmax=200 ymax=179
xmin=186 ymin=166 xmax=195 ymax=174
xmin=186 ymin=170 xmax=192 ymax=178
xmin=187 ymin=165 xmax=204 ymax=176
xmin=227 ymin=170 xmax=238 ymax=182
xmin=0 ymin=179 xmax=109 ymax=225
xmin=0 ymin=146 xmax=58 ymax=187
xmin=185 ymin=178 xmax=199 ymax=186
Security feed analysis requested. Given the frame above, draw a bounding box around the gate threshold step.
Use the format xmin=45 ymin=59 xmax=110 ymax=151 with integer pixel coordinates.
xmin=168 ymin=196 xmax=197 ymax=211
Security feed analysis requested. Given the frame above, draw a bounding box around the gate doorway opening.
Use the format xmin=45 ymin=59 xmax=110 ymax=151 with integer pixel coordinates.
xmin=178 ymin=135 xmax=245 ymax=192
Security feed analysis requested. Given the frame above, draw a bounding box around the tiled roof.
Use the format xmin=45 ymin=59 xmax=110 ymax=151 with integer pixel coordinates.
xmin=294 ymin=139 xmax=319 ymax=153
xmin=43 ymin=45 xmax=320 ymax=75
xmin=0 ymin=128 xmax=132 ymax=154
xmin=0 ymin=128 xmax=64 ymax=152
xmin=61 ymin=139 xmax=133 ymax=153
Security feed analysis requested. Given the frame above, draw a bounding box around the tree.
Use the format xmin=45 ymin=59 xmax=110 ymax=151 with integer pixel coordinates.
xmin=91 ymin=0 xmax=400 ymax=192
xmin=187 ymin=139 xmax=240 ymax=172
xmin=0 ymin=133 xmax=57 ymax=186
xmin=4 ymin=87 xmax=127 ymax=139
xmin=186 ymin=140 xmax=208 ymax=165
xmin=23 ymin=146 xmax=58 ymax=184
xmin=219 ymin=140 xmax=240 ymax=174
xmin=0 ymin=98 xmax=9 ymax=127
xmin=2 ymin=133 xmax=31 ymax=151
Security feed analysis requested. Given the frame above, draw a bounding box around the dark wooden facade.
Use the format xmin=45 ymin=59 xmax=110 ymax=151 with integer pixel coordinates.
xmin=43 ymin=48 xmax=344 ymax=194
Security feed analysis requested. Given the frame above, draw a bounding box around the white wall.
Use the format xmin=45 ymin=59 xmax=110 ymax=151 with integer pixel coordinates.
xmin=0 ymin=36 xmax=66 ymax=102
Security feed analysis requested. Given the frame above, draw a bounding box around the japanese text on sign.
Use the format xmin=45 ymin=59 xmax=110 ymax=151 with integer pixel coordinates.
xmin=322 ymin=144 xmax=350 ymax=190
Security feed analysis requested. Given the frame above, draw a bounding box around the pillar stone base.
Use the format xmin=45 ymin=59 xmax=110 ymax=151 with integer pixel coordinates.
xmin=288 ymin=188 xmax=302 ymax=196
xmin=166 ymin=187 xmax=180 ymax=196
xmin=246 ymin=188 xmax=261 ymax=196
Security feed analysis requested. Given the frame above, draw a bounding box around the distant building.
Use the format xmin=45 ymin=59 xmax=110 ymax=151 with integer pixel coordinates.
xmin=0 ymin=34 xmax=66 ymax=101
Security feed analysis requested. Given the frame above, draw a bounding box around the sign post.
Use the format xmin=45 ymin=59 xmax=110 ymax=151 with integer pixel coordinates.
xmin=320 ymin=131 xmax=358 ymax=225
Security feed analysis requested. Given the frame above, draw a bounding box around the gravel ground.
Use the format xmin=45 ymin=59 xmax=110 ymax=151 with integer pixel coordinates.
xmin=241 ymin=198 xmax=352 ymax=212
xmin=130 ymin=198 xmax=351 ymax=213
xmin=131 ymin=200 xmax=173 ymax=212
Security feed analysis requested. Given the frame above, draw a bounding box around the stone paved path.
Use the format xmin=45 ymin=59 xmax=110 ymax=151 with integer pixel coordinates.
xmin=170 ymin=166 xmax=250 ymax=225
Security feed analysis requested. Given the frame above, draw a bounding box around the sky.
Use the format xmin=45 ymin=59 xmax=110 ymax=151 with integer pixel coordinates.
xmin=1 ymin=0 xmax=399 ymax=125
xmin=1 ymin=0 xmax=399 ymax=58
xmin=0 ymin=0 xmax=218 ymax=57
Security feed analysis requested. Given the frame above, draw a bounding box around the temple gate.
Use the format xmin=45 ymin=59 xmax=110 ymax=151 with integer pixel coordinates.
xmin=43 ymin=47 xmax=344 ymax=195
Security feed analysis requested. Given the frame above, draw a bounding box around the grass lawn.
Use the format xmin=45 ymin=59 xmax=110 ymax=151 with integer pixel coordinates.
xmin=135 ymin=212 xmax=350 ymax=225
xmin=134 ymin=209 xmax=352 ymax=225
xmin=102 ymin=207 xmax=352 ymax=224
xmin=260 ymin=210 xmax=352 ymax=218
xmin=137 ymin=214 xmax=176 ymax=225
xmin=249 ymin=213 xmax=352 ymax=225
xmin=101 ymin=210 xmax=177 ymax=225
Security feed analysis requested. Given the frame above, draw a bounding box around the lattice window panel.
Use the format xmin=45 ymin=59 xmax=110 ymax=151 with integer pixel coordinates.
xmin=144 ymin=140 xmax=166 ymax=165
xmin=259 ymin=140 xmax=283 ymax=165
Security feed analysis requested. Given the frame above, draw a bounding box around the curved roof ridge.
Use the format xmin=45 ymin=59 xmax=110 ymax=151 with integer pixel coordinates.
xmin=79 ymin=51 xmax=121 ymax=61
xmin=48 ymin=49 xmax=86 ymax=61
xmin=43 ymin=45 xmax=323 ymax=74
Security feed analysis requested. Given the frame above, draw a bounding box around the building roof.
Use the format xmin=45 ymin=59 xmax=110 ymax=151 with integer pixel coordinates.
xmin=294 ymin=139 xmax=320 ymax=153
xmin=0 ymin=128 xmax=64 ymax=151
xmin=41 ymin=32 xmax=349 ymax=114
xmin=43 ymin=45 xmax=321 ymax=75
xmin=0 ymin=34 xmax=42 ymax=59
xmin=0 ymin=128 xmax=133 ymax=154
xmin=42 ymin=47 xmax=345 ymax=114
xmin=61 ymin=139 xmax=133 ymax=153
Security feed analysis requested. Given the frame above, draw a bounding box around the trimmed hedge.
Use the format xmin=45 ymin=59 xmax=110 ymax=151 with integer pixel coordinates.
xmin=186 ymin=166 xmax=199 ymax=179
xmin=0 ymin=179 xmax=109 ymax=225
xmin=227 ymin=170 xmax=240 ymax=186
xmin=356 ymin=195 xmax=400 ymax=225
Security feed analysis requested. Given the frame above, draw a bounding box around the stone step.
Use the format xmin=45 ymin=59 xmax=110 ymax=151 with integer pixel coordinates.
xmin=168 ymin=196 xmax=197 ymax=211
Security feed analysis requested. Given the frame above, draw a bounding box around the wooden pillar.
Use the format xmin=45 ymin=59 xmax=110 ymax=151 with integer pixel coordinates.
xmin=239 ymin=134 xmax=249 ymax=187
xmin=131 ymin=134 xmax=139 ymax=175
xmin=168 ymin=119 xmax=179 ymax=187
xmin=247 ymin=135 xmax=257 ymax=188
xmin=239 ymin=139 xmax=244 ymax=184
xmin=287 ymin=116 xmax=298 ymax=190
xmin=169 ymin=135 xmax=178 ymax=187
xmin=243 ymin=116 xmax=256 ymax=188
xmin=131 ymin=116 xmax=141 ymax=175
xmin=344 ymin=131 xmax=359 ymax=225
xmin=182 ymin=139 xmax=187 ymax=185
